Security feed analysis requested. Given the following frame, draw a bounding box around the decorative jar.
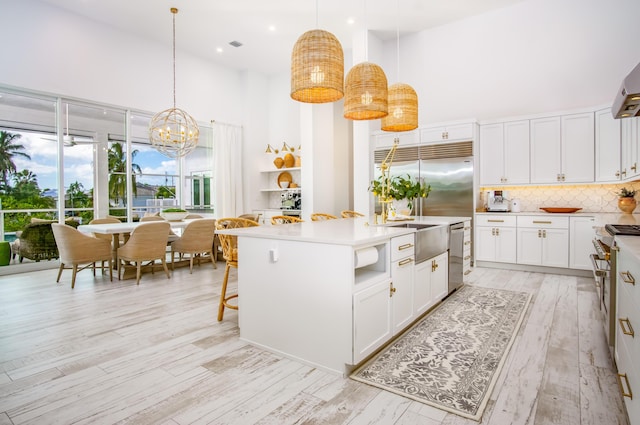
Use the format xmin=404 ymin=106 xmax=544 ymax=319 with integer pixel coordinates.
xmin=618 ymin=197 xmax=637 ymax=214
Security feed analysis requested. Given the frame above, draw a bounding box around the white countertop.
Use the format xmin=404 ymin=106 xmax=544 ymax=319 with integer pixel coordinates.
xmin=217 ymin=216 xmax=471 ymax=246
xmin=476 ymin=211 xmax=640 ymax=226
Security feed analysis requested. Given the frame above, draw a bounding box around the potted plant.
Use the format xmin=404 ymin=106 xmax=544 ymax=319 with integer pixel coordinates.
xmin=617 ymin=187 xmax=637 ymax=214
xmin=160 ymin=208 xmax=188 ymax=221
xmin=369 ymin=174 xmax=431 ymax=216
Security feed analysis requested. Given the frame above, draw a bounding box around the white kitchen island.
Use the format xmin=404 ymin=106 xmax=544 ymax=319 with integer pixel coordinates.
xmin=218 ymin=216 xmax=468 ymax=375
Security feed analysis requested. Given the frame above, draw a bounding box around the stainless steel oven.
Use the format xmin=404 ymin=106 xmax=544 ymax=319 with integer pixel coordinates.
xmin=591 ymin=236 xmax=615 ymax=354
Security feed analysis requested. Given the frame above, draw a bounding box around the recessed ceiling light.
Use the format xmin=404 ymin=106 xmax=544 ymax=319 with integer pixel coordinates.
xmin=269 ymin=25 xmax=276 ymax=32
xmin=216 ymin=47 xmax=223 ymax=53
xmin=347 ymin=18 xmax=355 ymax=25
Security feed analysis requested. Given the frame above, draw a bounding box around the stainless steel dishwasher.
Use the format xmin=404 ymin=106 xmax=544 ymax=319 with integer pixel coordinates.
xmin=448 ymin=222 xmax=465 ymax=293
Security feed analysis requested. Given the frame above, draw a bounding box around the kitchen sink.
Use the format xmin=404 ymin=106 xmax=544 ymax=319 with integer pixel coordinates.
xmin=389 ymin=223 xmax=448 ymax=263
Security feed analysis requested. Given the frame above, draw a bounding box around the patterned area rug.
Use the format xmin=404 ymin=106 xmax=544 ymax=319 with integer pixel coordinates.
xmin=351 ymin=285 xmax=531 ymax=421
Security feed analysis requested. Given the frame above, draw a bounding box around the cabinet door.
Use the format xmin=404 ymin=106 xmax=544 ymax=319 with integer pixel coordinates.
xmin=503 ymin=120 xmax=530 ymax=184
xmin=413 ymin=260 xmax=432 ymax=316
xmin=475 ymin=226 xmax=497 ymax=262
xmin=391 ymin=257 xmax=415 ymax=334
xmin=562 ymin=113 xmax=594 ymax=183
xmin=517 ymin=227 xmax=543 ymax=265
xmin=353 ymin=280 xmax=392 ymax=363
xmin=530 ymin=117 xmax=562 ymax=183
xmin=595 ymin=108 xmax=621 ymax=182
xmin=430 ymin=252 xmax=449 ymax=302
xmin=374 ymin=131 xmax=419 ymax=149
xmin=479 ymin=124 xmax=505 ymax=185
xmin=420 ymin=126 xmax=448 ymax=143
xmin=569 ymin=216 xmax=596 ymax=270
xmin=621 ymin=117 xmax=640 ymax=179
xmin=495 ymin=227 xmax=517 ymax=264
xmin=542 ymin=228 xmax=569 ymax=268
xmin=445 ymin=123 xmax=474 ymax=141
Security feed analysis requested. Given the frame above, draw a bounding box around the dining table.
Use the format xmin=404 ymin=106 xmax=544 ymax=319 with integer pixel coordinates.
xmin=78 ymin=219 xmax=200 ymax=269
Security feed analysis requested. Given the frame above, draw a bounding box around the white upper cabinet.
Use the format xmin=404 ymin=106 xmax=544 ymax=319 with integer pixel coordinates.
xmin=479 ymin=120 xmax=529 ymax=185
xmin=621 ymin=116 xmax=640 ymax=180
xmin=420 ymin=122 xmax=474 ymax=144
xmin=530 ymin=113 xmax=594 ymax=184
xmin=595 ymin=108 xmax=621 ymax=182
xmin=373 ymin=130 xmax=419 ymax=149
xmin=530 ymin=116 xmax=562 ymax=183
xmin=561 ymin=112 xmax=594 ymax=183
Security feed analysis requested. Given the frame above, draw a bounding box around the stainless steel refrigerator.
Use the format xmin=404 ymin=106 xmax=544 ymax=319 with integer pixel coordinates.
xmin=373 ymin=141 xmax=474 ymax=219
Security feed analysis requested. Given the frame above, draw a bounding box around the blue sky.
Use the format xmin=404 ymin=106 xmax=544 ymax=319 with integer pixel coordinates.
xmin=12 ymin=132 xmax=178 ymax=192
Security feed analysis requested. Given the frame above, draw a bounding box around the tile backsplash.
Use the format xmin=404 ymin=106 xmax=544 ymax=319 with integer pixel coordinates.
xmin=479 ymin=182 xmax=640 ymax=213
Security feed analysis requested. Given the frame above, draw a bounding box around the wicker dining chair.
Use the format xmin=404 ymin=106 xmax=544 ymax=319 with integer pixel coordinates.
xmin=51 ymin=223 xmax=113 ymax=289
xmin=270 ymin=215 xmax=304 ymax=225
xmin=170 ymin=219 xmax=217 ymax=273
xmin=310 ymin=213 xmax=338 ymax=221
xmin=341 ymin=210 xmax=365 ymax=218
xmin=117 ymin=222 xmax=171 ymax=285
xmin=215 ymin=217 xmax=260 ymax=321
xmin=140 ymin=215 xmax=179 ymax=243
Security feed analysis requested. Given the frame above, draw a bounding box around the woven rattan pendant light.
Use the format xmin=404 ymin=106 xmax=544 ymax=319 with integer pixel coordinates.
xmin=381 ymin=1 xmax=418 ymax=131
xmin=290 ymin=1 xmax=344 ymax=103
xmin=148 ymin=7 xmax=199 ymax=159
xmin=343 ymin=0 xmax=388 ymax=121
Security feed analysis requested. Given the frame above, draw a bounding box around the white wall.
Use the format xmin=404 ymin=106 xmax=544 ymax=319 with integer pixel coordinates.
xmin=0 ymin=0 xmax=244 ymax=124
xmin=384 ymin=0 xmax=640 ymax=124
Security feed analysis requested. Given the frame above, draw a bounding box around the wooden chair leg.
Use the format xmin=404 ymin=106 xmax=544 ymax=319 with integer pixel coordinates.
xmin=189 ymin=257 xmax=194 ymax=274
xmin=71 ymin=264 xmax=78 ymax=289
xmin=108 ymin=259 xmax=113 ymax=282
xmin=136 ymin=262 xmax=141 ymax=285
xmin=161 ymin=258 xmax=170 ymax=279
xmin=56 ymin=263 xmax=64 ymax=283
xmin=218 ymin=263 xmax=232 ymax=321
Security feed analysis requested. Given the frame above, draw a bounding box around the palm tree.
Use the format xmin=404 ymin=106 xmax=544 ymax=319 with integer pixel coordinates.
xmin=108 ymin=142 xmax=141 ymax=206
xmin=0 ymin=131 xmax=31 ymax=187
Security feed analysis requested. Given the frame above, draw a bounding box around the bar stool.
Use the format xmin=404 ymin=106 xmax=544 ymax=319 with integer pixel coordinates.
xmin=215 ymin=217 xmax=260 ymax=321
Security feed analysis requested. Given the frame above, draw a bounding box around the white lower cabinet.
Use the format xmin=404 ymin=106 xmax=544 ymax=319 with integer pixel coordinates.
xmin=475 ymin=215 xmax=517 ymax=263
xmin=615 ymin=238 xmax=640 ymax=424
xmin=414 ymin=252 xmax=448 ymax=317
xmin=353 ymin=279 xmax=393 ymax=362
xmin=569 ymin=216 xmax=596 ymax=270
xmin=391 ymin=253 xmax=415 ymax=334
xmin=516 ymin=216 xmax=569 ymax=268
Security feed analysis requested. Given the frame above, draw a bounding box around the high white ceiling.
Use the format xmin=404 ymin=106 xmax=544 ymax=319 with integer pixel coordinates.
xmin=38 ymin=0 xmax=523 ymax=75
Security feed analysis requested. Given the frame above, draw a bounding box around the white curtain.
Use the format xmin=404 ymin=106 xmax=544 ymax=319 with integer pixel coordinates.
xmin=213 ymin=122 xmax=243 ymax=218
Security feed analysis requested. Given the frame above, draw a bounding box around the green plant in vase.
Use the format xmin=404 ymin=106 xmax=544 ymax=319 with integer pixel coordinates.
xmin=369 ymin=174 xmax=431 ymax=216
xmin=617 ymin=187 xmax=637 ymax=214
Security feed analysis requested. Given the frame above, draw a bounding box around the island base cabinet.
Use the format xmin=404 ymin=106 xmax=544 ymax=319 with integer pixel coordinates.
xmin=413 ymin=252 xmax=448 ymax=317
xmin=353 ymin=280 xmax=392 ymax=363
xmin=237 ymin=238 xmax=355 ymax=375
xmin=615 ymin=239 xmax=640 ymax=425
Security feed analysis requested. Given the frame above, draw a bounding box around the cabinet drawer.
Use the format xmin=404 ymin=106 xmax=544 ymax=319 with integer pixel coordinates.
xmin=391 ymin=234 xmax=415 ymax=262
xmin=616 ymin=337 xmax=639 ymax=423
xmin=517 ymin=215 xmax=569 ymax=228
xmin=476 ymin=215 xmax=517 ymax=227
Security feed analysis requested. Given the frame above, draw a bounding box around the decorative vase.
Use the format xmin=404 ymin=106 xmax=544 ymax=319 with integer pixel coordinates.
xmin=273 ymin=157 xmax=284 ymax=169
xmin=283 ymin=153 xmax=295 ymax=168
xmin=389 ymin=199 xmax=412 ymax=218
xmin=618 ymin=197 xmax=637 ymax=214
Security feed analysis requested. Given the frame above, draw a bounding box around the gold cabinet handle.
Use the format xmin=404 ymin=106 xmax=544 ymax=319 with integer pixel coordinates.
xmin=464 ymin=270 xmax=471 ymax=275
xmin=487 ymin=219 xmax=504 ymax=223
xmin=622 ymin=169 xmax=627 ymax=177
xmin=543 ymin=230 xmax=547 ymax=238
xmin=617 ymin=373 xmax=633 ymax=399
xmin=464 ymin=240 xmax=472 ymax=245
xmin=616 ymin=170 xmax=621 ymax=177
xmin=398 ymin=258 xmax=413 ymax=266
xmin=389 ymin=282 xmax=396 ymax=297
xmin=533 ymin=220 xmax=552 ymax=224
xmin=538 ymin=229 xmax=542 ymax=238
xmin=464 ymin=255 xmax=471 ymax=260
xmin=632 ymin=163 xmax=637 ymax=172
xmin=464 ymin=226 xmax=471 ymax=230
xmin=492 ymin=228 xmax=496 ymax=236
xmin=619 ymin=317 xmax=635 ymax=337
xmin=398 ymin=243 xmax=414 ymax=250
xmin=620 ymin=271 xmax=636 ymax=285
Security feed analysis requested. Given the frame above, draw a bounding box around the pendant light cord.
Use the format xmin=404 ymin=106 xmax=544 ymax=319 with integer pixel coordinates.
xmin=363 ymin=0 xmax=368 ymax=61
xmin=171 ymin=8 xmax=177 ymax=109
xmin=396 ymin=0 xmax=400 ymax=81
xmin=315 ymin=0 xmax=318 ymax=28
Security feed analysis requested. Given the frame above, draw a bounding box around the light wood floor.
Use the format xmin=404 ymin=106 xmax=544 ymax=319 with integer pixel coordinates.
xmin=0 ymin=263 xmax=630 ymax=424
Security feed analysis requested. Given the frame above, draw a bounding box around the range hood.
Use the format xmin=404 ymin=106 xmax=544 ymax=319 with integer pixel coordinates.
xmin=612 ymin=61 xmax=640 ymax=119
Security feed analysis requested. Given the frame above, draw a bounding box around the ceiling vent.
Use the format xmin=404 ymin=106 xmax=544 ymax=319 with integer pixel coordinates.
xmin=229 ymin=40 xmax=243 ymax=48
